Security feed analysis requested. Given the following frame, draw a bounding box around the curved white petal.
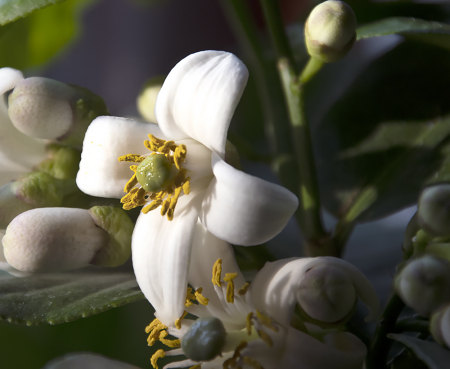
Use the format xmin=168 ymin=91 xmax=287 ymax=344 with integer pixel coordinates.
xmin=77 ymin=117 xmax=166 ymax=198
xmin=43 ymin=353 xmax=142 ymax=369
xmin=0 ymin=68 xmax=46 ymax=173
xmin=250 ymin=257 xmax=379 ymax=327
xmin=155 ymin=51 xmax=248 ymax=158
xmin=200 ymin=153 xmax=298 ymax=246
xmin=187 ymin=221 xmax=251 ymax=329
xmin=279 ymin=329 xmax=367 ymax=369
xmin=132 ymin=193 xmax=202 ymax=327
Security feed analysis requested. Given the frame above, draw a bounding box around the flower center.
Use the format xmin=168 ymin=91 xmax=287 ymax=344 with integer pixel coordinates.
xmin=118 ymin=134 xmax=190 ymax=221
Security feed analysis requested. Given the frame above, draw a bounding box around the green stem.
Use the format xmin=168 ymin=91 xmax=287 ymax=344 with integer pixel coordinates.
xmin=300 ymin=57 xmax=325 ymax=84
xmin=366 ymin=293 xmax=405 ymax=369
xmin=393 ymin=318 xmax=430 ymax=335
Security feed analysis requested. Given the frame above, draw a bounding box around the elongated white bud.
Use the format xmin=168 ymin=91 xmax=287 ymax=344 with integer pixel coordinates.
xmin=2 ymin=206 xmax=133 ymax=273
xmin=8 ymin=77 xmax=108 ymax=145
xmin=395 ymin=256 xmax=450 ymax=316
xmin=430 ymin=303 xmax=450 ymax=348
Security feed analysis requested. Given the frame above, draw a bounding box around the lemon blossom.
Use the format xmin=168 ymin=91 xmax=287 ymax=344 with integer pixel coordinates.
xmin=76 ymin=50 xmax=299 ymax=327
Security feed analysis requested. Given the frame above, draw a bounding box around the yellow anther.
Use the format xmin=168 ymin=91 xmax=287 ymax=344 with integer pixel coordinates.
xmin=224 ymin=273 xmax=238 ymax=303
xmin=175 ymin=310 xmax=188 ymax=329
xmin=148 ymin=134 xmax=166 ymax=146
xmin=189 ymin=365 xmax=202 ymax=369
xmin=246 ymin=312 xmax=254 ymax=336
xmin=159 ymin=330 xmax=181 ymax=348
xmin=223 ymin=341 xmax=248 ymax=369
xmin=160 ymin=198 xmax=171 ymax=216
xmin=123 ymin=173 xmax=138 ymax=193
xmin=118 ymin=154 xmax=145 ymax=163
xmin=130 ymin=165 xmax=138 ymax=172
xmin=185 ymin=287 xmax=195 ymax=307
xmin=194 ymin=287 xmax=209 ymax=306
xmin=144 ymin=140 xmax=153 ymax=151
xmin=212 ymin=259 xmax=223 ymax=287
xmin=256 ymin=310 xmax=278 ymax=332
xmin=182 ymin=178 xmax=191 ymax=195
xmin=145 ymin=317 xmax=163 ymax=333
xmin=142 ymin=200 xmax=162 ymax=214
xmin=257 ymin=330 xmax=273 ymax=348
xmin=243 ymin=357 xmax=264 ymax=369
xmin=238 ymin=282 xmax=250 ymax=296
xmin=150 ymin=349 xmax=165 ymax=369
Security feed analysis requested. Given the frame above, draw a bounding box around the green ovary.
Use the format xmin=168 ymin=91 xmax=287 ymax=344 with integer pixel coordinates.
xmin=136 ymin=154 xmax=178 ymax=193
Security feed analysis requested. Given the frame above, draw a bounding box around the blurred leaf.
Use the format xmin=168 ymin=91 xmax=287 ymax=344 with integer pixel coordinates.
xmin=0 ymin=0 xmax=67 ymax=25
xmin=0 ymin=0 xmax=93 ymax=69
xmin=389 ymin=334 xmax=450 ymax=369
xmin=357 ymin=17 xmax=450 ymax=50
xmin=0 ymin=268 xmax=145 ymax=325
xmin=315 ymin=42 xmax=450 ymax=222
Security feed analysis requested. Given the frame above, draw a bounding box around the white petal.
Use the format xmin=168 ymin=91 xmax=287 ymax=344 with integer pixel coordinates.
xmin=132 ymin=193 xmax=202 ymax=327
xmin=251 ymin=257 xmax=379 ymax=327
xmin=155 ymin=51 xmax=248 ymax=158
xmin=43 ymin=353 xmax=142 ymax=369
xmin=279 ymin=328 xmax=367 ymax=369
xmin=187 ymin=221 xmax=251 ymax=329
xmin=0 ymin=68 xmax=47 ymax=173
xmin=77 ymin=116 xmax=167 ymax=198
xmin=200 ymin=153 xmax=298 ymax=246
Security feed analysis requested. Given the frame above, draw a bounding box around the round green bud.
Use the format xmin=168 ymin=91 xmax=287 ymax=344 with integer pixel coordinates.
xmin=136 ymin=154 xmax=178 ymax=193
xmin=395 ymin=256 xmax=450 ymax=316
xmin=418 ymin=185 xmax=450 ymax=237
xmin=137 ymin=75 xmax=165 ymax=123
xmin=297 ymin=264 xmax=357 ymax=324
xmin=305 ymin=0 xmax=357 ymax=63
xmin=181 ymin=317 xmax=226 ymax=362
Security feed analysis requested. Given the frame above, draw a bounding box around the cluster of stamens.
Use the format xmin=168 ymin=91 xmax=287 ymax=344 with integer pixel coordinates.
xmin=119 ymin=134 xmax=190 ymax=221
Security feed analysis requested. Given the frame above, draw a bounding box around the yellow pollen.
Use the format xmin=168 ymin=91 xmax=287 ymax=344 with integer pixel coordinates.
xmin=194 ymin=287 xmax=209 ymax=306
xmin=212 ymin=259 xmax=222 ymax=287
xmin=175 ymin=310 xmax=188 ymax=329
xmin=246 ymin=312 xmax=254 ymax=336
xmin=238 ymin=283 xmax=250 ymax=296
xmin=185 ymin=287 xmax=196 ymax=307
xmin=189 ymin=365 xmax=202 ymax=369
xmin=124 ymin=173 xmax=138 ymax=193
xmin=118 ymin=154 xmax=145 ymax=163
xmin=224 ymin=273 xmax=238 ymax=303
xmin=243 ymin=357 xmax=264 ymax=369
xmin=256 ymin=310 xmax=278 ymax=332
xmin=150 ymin=349 xmax=165 ymax=369
xmin=182 ymin=178 xmax=191 ymax=195
xmin=159 ymin=330 xmax=181 ymax=348
xmin=257 ymin=330 xmax=273 ymax=348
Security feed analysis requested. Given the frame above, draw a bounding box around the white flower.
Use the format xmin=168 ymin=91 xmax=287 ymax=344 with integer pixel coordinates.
xmin=76 ymin=51 xmax=299 ymax=327
xmin=143 ymin=231 xmax=379 ymax=369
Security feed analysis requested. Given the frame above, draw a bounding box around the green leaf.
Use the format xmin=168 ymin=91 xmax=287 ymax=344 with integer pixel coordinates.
xmin=389 ymin=333 xmax=450 ymax=369
xmin=0 ymin=267 xmax=145 ymax=325
xmin=315 ymin=42 xmax=450 ymax=222
xmin=0 ymin=0 xmax=93 ymax=69
xmin=357 ymin=17 xmax=450 ymax=50
xmin=0 ymin=0 xmax=66 ymax=25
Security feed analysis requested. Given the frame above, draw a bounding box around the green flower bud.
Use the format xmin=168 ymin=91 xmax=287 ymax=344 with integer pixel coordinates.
xmin=88 ymin=206 xmax=134 ymax=267
xmin=137 ymin=75 xmax=165 ymax=123
xmin=181 ymin=317 xmax=226 ymax=362
xmin=305 ymin=0 xmax=357 ymax=63
xmin=297 ymin=264 xmax=357 ymax=325
xmin=430 ymin=303 xmax=450 ymax=347
xmin=418 ymin=185 xmax=450 ymax=237
xmin=395 ymin=256 xmax=450 ymax=316
xmin=8 ymin=77 xmax=108 ymax=146
xmin=37 ymin=144 xmax=82 ymax=180
xmin=136 ymin=154 xmax=178 ymax=193
xmin=402 ymin=212 xmax=420 ymax=260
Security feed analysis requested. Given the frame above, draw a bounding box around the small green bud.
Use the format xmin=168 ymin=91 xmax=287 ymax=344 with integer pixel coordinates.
xmin=395 ymin=256 xmax=450 ymax=316
xmin=37 ymin=144 xmax=82 ymax=180
xmin=8 ymin=77 xmax=108 ymax=146
xmin=305 ymin=1 xmax=356 ymax=63
xmin=136 ymin=154 xmax=178 ymax=193
xmin=402 ymin=212 xmax=420 ymax=260
xmin=418 ymin=185 xmax=450 ymax=237
xmin=297 ymin=264 xmax=357 ymax=324
xmin=88 ymin=206 xmax=134 ymax=267
xmin=181 ymin=317 xmax=226 ymax=362
xmin=430 ymin=303 xmax=450 ymax=348
xmin=137 ymin=75 xmax=165 ymax=123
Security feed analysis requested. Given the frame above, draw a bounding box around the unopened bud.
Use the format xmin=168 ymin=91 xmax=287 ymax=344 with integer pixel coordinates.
xmin=418 ymin=185 xmax=450 ymax=237
xmin=395 ymin=256 xmax=450 ymax=316
xmin=297 ymin=264 xmax=357 ymax=324
xmin=2 ymin=206 xmax=133 ymax=273
xmin=402 ymin=212 xmax=420 ymax=260
xmin=37 ymin=144 xmax=82 ymax=180
xmin=305 ymin=0 xmax=356 ymax=63
xmin=8 ymin=77 xmax=108 ymax=146
xmin=430 ymin=303 xmax=450 ymax=347
xmin=137 ymin=75 xmax=165 ymax=123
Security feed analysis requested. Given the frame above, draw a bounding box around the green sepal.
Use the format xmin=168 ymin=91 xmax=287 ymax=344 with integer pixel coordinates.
xmin=37 ymin=144 xmax=82 ymax=180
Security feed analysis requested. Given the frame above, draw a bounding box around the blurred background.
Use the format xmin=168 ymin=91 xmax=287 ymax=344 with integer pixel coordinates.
xmin=1 ymin=0 xmax=450 ymax=367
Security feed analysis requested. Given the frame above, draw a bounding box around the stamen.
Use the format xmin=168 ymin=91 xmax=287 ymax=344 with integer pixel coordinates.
xmin=243 ymin=357 xmax=264 ymax=369
xmin=189 ymin=365 xmax=202 ymax=369
xmin=246 ymin=312 xmax=253 ymax=336
xmin=194 ymin=287 xmax=209 ymax=306
xmin=212 ymin=259 xmax=222 ymax=287
xmin=257 ymin=330 xmax=273 ymax=348
xmin=123 ymin=173 xmax=138 ymax=193
xmin=223 ymin=340 xmax=248 ymax=369
xmin=185 ymin=287 xmax=195 ymax=307
xmin=118 ymin=154 xmax=145 ymax=163
xmin=130 ymin=165 xmax=138 ymax=172
xmin=175 ymin=310 xmax=188 ymax=329
xmin=150 ymin=349 xmax=165 ymax=369
xmin=256 ymin=310 xmax=278 ymax=332
xmin=182 ymin=178 xmax=191 ymax=195
xmin=238 ymin=283 xmax=250 ymax=295
xmin=224 ymin=273 xmax=238 ymax=303
xmin=159 ymin=330 xmax=181 ymax=348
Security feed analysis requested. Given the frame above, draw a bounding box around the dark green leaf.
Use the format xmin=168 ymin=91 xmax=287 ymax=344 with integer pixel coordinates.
xmin=389 ymin=334 xmax=450 ymax=369
xmin=357 ymin=17 xmax=450 ymax=50
xmin=0 ymin=0 xmax=66 ymax=25
xmin=0 ymin=267 xmax=145 ymax=325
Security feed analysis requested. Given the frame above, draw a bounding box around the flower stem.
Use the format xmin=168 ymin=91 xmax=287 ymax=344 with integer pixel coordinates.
xmin=300 ymin=57 xmax=325 ymax=85
xmin=393 ymin=317 xmax=429 ymax=335
xmin=366 ymin=293 xmax=405 ymax=369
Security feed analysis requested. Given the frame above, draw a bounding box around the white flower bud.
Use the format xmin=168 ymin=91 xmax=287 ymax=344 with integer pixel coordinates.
xmin=8 ymin=77 xmax=108 ymax=145
xmin=418 ymin=185 xmax=450 ymax=237
xmin=305 ymin=0 xmax=356 ymax=63
xmin=137 ymin=75 xmax=165 ymax=123
xmin=395 ymin=256 xmax=450 ymax=316
xmin=430 ymin=303 xmax=450 ymax=348
xmin=297 ymin=264 xmax=357 ymax=324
